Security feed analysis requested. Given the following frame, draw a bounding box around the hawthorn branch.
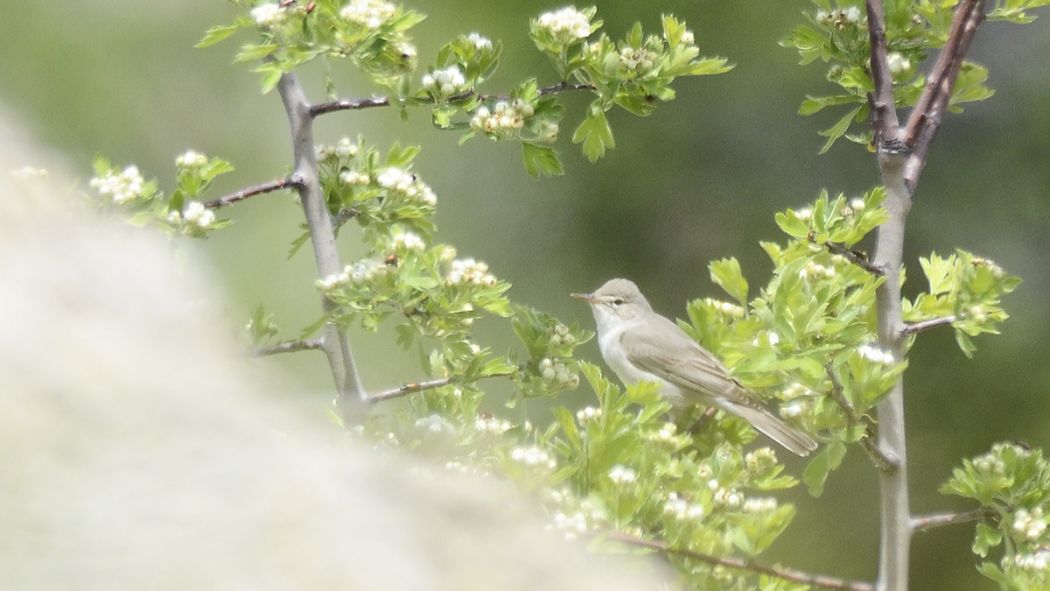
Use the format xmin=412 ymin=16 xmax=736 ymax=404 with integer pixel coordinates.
xmin=903 ymin=0 xmax=986 ymax=189
xmin=900 ymin=315 xmax=956 ymax=337
xmin=826 ymin=365 xmax=899 ymax=473
xmin=825 ymin=241 xmax=885 ymax=276
xmin=865 ymin=0 xmax=902 ymax=148
xmin=911 ymin=508 xmax=995 ymax=533
xmin=608 ymin=532 xmax=875 ymax=591
xmin=252 ymin=338 xmax=324 ymax=357
xmin=204 ymin=176 xmax=302 ymax=209
xmin=368 ymin=371 xmax=516 ymax=404
xmin=276 ymin=71 xmax=368 ymax=419
xmin=309 ymin=81 xmax=596 ymax=118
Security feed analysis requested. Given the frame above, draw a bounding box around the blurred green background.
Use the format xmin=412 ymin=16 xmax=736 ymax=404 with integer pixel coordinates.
xmin=3 ymin=1 xmax=1048 ymax=588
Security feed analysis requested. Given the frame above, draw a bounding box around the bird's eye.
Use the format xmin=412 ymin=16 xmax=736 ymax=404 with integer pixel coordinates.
xmin=611 ymin=298 xmax=625 ymax=306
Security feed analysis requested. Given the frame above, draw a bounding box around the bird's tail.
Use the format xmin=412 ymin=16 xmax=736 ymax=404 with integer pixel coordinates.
xmin=720 ymin=401 xmax=818 ymax=457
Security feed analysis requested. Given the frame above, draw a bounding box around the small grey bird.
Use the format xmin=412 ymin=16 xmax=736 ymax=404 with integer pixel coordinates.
xmin=572 ymin=278 xmax=817 ymax=456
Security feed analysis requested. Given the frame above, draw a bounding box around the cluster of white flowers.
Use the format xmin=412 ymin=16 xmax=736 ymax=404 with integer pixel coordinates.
xmin=646 ymin=422 xmax=681 ymax=446
xmin=799 ymin=261 xmax=836 ymax=280
xmin=608 ymin=465 xmax=638 ymax=485
xmin=745 ymin=447 xmax=778 ymax=473
xmin=510 ymin=445 xmax=556 ymax=469
xmin=168 ymin=201 xmax=216 ymax=230
xmin=618 ymin=46 xmax=658 ymax=73
xmin=973 ymin=452 xmax=1007 ymax=475
xmin=1013 ymin=508 xmax=1047 ymax=541
xmin=90 ymin=165 xmax=145 ymax=205
xmin=391 ymin=231 xmax=425 ymax=251
xmin=549 ymin=323 xmax=576 ymax=346
xmin=536 ymin=6 xmax=592 ymax=42
xmin=340 ymin=0 xmax=396 ymax=29
xmin=538 ymin=357 xmax=578 ymax=386
xmin=542 ymin=487 xmax=572 ymax=505
xmin=251 ymin=3 xmax=287 ymax=27
xmin=340 ymin=170 xmax=370 ymax=185
xmin=815 ymin=6 xmax=864 ymax=29
xmin=375 ymin=166 xmax=437 ymax=206
xmin=467 ymin=32 xmax=492 ymax=50
xmin=422 ymin=66 xmax=468 ymax=95
xmin=967 ymin=304 xmax=988 ymax=323
xmin=9 ymin=166 xmax=48 ymax=179
xmin=781 ymin=382 xmax=811 ymax=400
xmin=414 ymin=414 xmax=456 ymax=435
xmin=710 ymin=481 xmax=744 ymax=507
xmin=551 ymin=511 xmax=588 ymax=540
xmin=316 ymin=137 xmax=360 ymax=161
xmin=447 ymin=257 xmax=497 ymax=286
xmin=444 ymin=460 xmax=476 ymax=475
xmin=886 ymin=52 xmax=911 ymax=76
xmin=175 ymin=150 xmax=208 ymax=169
xmin=474 ymin=414 xmax=513 ymax=435
xmin=752 ymin=330 xmax=781 ymax=347
xmin=858 ymin=343 xmax=895 ymax=364
xmin=469 ymin=99 xmax=534 ymax=134
xmin=1010 ymin=550 xmax=1050 ymax=572
xmin=743 ymin=497 xmax=778 ymax=513
xmin=315 ymin=258 xmax=387 ymax=291
xmin=664 ymin=492 xmax=704 ymax=521
xmin=703 ymin=298 xmax=746 ymax=318
xmin=575 ymin=406 xmax=601 ymax=424
xmin=780 ymin=399 xmax=808 ymax=419
xmin=680 ymin=30 xmax=695 ymax=45
xmin=971 ymin=256 xmax=1006 ymax=279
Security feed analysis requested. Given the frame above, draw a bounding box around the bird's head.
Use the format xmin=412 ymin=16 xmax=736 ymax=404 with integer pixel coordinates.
xmin=571 ymin=278 xmax=653 ymax=328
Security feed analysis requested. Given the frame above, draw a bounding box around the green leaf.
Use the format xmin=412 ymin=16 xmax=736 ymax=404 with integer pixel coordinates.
xmin=196 ymin=24 xmax=240 ymax=48
xmin=235 ymin=43 xmax=278 ymax=64
xmin=572 ymin=108 xmax=615 ymax=162
xmin=818 ymin=106 xmax=861 ymax=154
xmin=709 ymin=257 xmax=749 ymax=306
xmin=972 ymin=522 xmax=1002 ymax=557
xmin=803 ymin=440 xmax=846 ymax=497
xmin=774 ymin=210 xmax=809 ymax=239
xmin=521 ymin=142 xmax=564 ymax=178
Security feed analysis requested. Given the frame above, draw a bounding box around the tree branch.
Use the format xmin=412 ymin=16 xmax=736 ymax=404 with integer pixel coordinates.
xmin=608 ymin=532 xmax=875 ymax=591
xmin=865 ymin=0 xmax=902 ymax=149
xmin=252 ymin=338 xmax=324 ymax=357
xmin=911 ymin=508 xmax=995 ymax=533
xmin=276 ymin=71 xmax=368 ymax=420
xmin=203 ymin=176 xmax=302 ymax=209
xmin=368 ymin=371 xmax=515 ymax=404
xmin=903 ymin=0 xmax=986 ymax=189
xmin=826 ymin=365 xmax=899 ymax=473
xmin=825 ymin=241 xmax=885 ymax=276
xmin=309 ymin=81 xmax=596 ymax=118
xmin=900 ymin=315 xmax=956 ymax=337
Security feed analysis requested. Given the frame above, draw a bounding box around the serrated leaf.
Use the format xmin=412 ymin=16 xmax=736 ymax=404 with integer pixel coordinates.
xmin=572 ymin=108 xmax=615 ymax=162
xmin=818 ymin=106 xmax=861 ymax=154
xmin=709 ymin=257 xmax=749 ymax=305
xmin=803 ymin=440 xmax=846 ymax=497
xmin=522 ymin=142 xmax=564 ymax=178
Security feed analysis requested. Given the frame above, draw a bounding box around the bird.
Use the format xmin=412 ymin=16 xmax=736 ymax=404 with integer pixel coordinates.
xmin=572 ymin=278 xmax=817 ymax=457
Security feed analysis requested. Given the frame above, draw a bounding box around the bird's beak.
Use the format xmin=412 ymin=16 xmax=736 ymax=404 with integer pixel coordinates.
xmin=570 ymin=292 xmax=597 ymax=304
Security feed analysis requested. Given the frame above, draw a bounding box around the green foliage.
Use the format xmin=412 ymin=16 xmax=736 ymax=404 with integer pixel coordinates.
xmin=246 ymin=304 xmax=280 ymax=347
xmin=942 ymin=443 xmax=1050 ymax=589
xmin=781 ymin=1 xmax=1016 ymax=152
xmin=905 ymin=250 xmax=1021 ymax=357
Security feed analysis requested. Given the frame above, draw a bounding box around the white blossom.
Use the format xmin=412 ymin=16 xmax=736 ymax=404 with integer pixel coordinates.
xmin=181 ymin=201 xmax=215 ymax=229
xmin=1013 ymin=508 xmax=1047 ymax=541
xmin=551 ymin=511 xmax=588 ymax=540
xmin=422 ymin=65 xmax=467 ymax=95
xmin=510 ymin=445 xmax=556 ymax=469
xmin=251 ymin=3 xmax=286 ymax=27
xmin=340 ymin=170 xmax=370 ymax=185
xmin=90 ymin=165 xmax=146 ymax=204
xmin=800 ymin=261 xmax=836 ymax=280
xmin=703 ymin=298 xmax=745 ymax=318
xmin=663 ymin=492 xmax=704 ymax=521
xmin=575 ymin=406 xmax=601 ymax=424
xmin=1012 ymin=550 xmax=1050 ymax=571
xmin=849 ymin=197 xmax=866 ymax=211
xmin=745 ymin=448 xmax=778 ymax=473
xmin=681 ymin=30 xmax=695 ymax=45
xmin=467 ymin=32 xmax=493 ymax=50
xmin=175 ymin=150 xmax=207 ymax=168
xmin=608 ymin=465 xmax=637 ymax=485
xmin=447 ymin=257 xmax=497 ymax=286
xmin=470 ymin=99 xmax=534 ymax=135
xmin=887 ymin=52 xmax=911 ymax=76
xmin=474 ymin=414 xmax=512 ymax=435
xmin=414 ymin=414 xmax=456 ymax=435
xmin=536 ymin=6 xmax=592 ymax=41
xmin=619 ymin=46 xmax=658 ymax=73
xmin=335 ymin=137 xmax=358 ymax=158
xmin=780 ymin=400 xmax=806 ymax=419
xmin=340 ymin=0 xmax=396 ymax=29
xmin=858 ymin=343 xmax=895 ymax=365
xmin=744 ymin=497 xmax=778 ymax=513
xmin=392 ymin=231 xmax=425 ymax=251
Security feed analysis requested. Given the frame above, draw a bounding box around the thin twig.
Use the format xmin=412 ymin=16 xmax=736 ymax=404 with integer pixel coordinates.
xmin=309 ymin=81 xmax=596 ymax=117
xmin=900 ymin=315 xmax=956 ymax=337
xmin=252 ymin=338 xmax=324 ymax=357
xmin=204 ymin=176 xmax=302 ymax=209
xmin=911 ymin=508 xmax=995 ymax=533
xmin=903 ymin=0 xmax=986 ymax=189
xmin=333 ymin=206 xmax=361 ymax=231
xmin=608 ymin=532 xmax=875 ymax=591
xmin=825 ymin=241 xmax=884 ymax=276
xmin=826 ymin=364 xmax=899 ymax=473
xmin=865 ymin=0 xmax=902 ymax=148
xmin=368 ymin=371 xmax=515 ymax=404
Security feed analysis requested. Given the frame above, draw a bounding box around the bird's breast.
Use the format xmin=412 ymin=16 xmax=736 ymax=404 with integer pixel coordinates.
xmin=597 ymin=324 xmax=686 ymax=406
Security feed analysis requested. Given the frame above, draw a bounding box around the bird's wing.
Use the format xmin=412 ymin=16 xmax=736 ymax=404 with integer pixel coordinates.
xmin=620 ymin=313 xmax=756 ymax=407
